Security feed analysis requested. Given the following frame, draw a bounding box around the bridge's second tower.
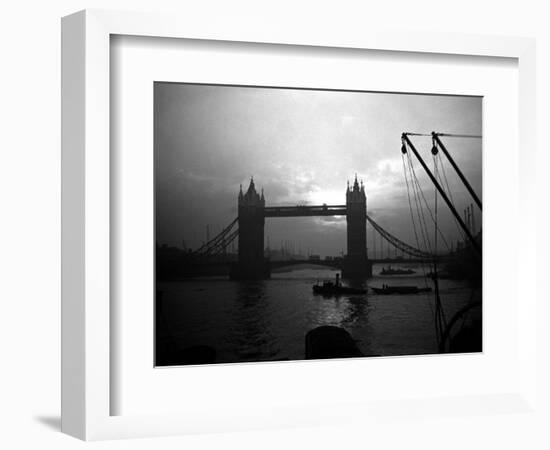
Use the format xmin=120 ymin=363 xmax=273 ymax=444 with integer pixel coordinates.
xmin=343 ymin=176 xmax=372 ymax=278
xmin=231 ymin=178 xmax=269 ymax=280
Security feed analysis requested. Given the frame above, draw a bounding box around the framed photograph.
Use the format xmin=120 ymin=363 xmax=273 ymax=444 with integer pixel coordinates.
xmin=62 ymin=9 xmax=537 ymax=440
xmin=153 ymin=82 xmax=483 ymax=367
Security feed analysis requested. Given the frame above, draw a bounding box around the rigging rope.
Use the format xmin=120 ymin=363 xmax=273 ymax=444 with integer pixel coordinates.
xmin=406 ymin=151 xmax=452 ymax=253
xmin=436 ymin=133 xmax=482 ymax=139
xmin=435 ymin=152 xmax=467 ymax=244
xmin=406 ymin=151 xmax=433 ymax=254
xmin=404 ymin=132 xmax=482 ymax=139
xmin=434 ymin=153 xmax=438 ymax=255
xmin=401 ymin=153 xmax=423 ymax=256
xmin=432 ymin=152 xmax=448 ymax=343
xmin=402 ymin=152 xmax=432 ymax=289
xmin=401 ymin=136 xmax=453 ymax=347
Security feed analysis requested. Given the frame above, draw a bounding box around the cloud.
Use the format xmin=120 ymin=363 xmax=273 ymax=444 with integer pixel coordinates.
xmin=155 ymin=83 xmax=482 ymax=254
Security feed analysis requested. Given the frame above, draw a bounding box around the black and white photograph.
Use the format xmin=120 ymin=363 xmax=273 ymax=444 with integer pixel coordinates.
xmin=5 ymin=1 xmax=548 ymax=446
xmin=154 ymin=82 xmax=482 ymax=366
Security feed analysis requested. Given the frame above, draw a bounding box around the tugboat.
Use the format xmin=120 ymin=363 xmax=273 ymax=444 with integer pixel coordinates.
xmin=312 ymin=273 xmax=366 ymax=295
xmin=371 ymin=284 xmax=432 ymax=295
xmin=380 ymin=265 xmax=416 ymax=275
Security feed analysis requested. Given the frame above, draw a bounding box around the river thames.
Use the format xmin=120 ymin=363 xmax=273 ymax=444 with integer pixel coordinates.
xmin=156 ymin=263 xmax=481 ymax=365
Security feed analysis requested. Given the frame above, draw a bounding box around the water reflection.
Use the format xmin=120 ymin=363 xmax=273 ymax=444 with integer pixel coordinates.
xmin=342 ymin=296 xmax=369 ymax=326
xmin=156 ymin=264 xmax=480 ymax=366
xmin=231 ymin=282 xmax=278 ymax=362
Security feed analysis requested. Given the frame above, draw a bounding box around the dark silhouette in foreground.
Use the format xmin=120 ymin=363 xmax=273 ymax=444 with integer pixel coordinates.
xmin=441 ymin=301 xmax=483 ymax=353
xmin=155 ymin=290 xmax=217 ymax=366
xmin=305 ymin=326 xmax=364 ymax=360
xmin=156 ymin=344 xmax=217 ymax=366
xmin=449 ymin=319 xmax=482 ymax=353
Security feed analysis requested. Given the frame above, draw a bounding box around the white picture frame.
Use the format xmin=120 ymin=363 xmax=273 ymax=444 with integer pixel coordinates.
xmin=61 ymin=9 xmax=537 ymax=441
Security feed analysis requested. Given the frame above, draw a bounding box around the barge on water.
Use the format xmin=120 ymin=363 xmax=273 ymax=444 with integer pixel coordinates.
xmin=380 ymin=266 xmax=416 ymax=275
xmin=313 ymin=282 xmax=367 ymax=295
xmin=371 ymin=285 xmax=432 ymax=295
xmin=312 ymin=273 xmax=366 ymax=296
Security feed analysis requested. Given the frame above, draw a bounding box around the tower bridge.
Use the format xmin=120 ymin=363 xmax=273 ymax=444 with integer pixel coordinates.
xmin=186 ymin=176 xmax=440 ymax=281
xmin=169 ymin=131 xmax=481 ymax=282
xmin=233 ymin=176 xmax=371 ymax=280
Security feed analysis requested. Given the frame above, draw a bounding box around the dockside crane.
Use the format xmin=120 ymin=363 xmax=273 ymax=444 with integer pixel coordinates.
xmin=401 ymin=132 xmax=482 ymax=255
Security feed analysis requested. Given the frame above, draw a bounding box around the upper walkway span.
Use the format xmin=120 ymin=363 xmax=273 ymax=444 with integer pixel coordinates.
xmin=264 ymin=205 xmax=347 ymax=217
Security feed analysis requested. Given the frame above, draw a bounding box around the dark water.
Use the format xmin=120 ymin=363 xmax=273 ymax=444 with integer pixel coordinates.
xmin=156 ymin=263 xmax=481 ymax=365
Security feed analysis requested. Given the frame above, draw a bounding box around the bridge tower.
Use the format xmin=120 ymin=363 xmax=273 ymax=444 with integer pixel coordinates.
xmin=343 ymin=175 xmax=372 ymax=278
xmin=231 ymin=178 xmax=269 ymax=280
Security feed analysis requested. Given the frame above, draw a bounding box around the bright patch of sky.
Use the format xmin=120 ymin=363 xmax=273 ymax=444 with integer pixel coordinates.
xmin=155 ymin=83 xmax=481 ymax=256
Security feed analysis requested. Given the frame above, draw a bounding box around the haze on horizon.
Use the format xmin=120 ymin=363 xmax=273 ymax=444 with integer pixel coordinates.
xmin=155 ymin=83 xmax=482 ymax=257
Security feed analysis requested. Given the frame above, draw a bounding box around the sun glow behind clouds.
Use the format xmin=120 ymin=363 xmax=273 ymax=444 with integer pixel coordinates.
xmin=155 ymin=83 xmax=482 ymax=253
xmin=307 ymin=188 xmax=347 ymax=206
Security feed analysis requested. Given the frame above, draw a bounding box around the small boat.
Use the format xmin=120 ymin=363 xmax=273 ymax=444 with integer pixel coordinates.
xmin=313 ymin=281 xmax=367 ymax=295
xmin=371 ymin=285 xmax=432 ymax=295
xmin=380 ymin=266 xmax=416 ymax=275
xmin=312 ymin=273 xmax=366 ymax=295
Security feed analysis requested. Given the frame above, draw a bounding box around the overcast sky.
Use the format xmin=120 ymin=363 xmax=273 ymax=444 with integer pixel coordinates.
xmin=155 ymin=83 xmax=482 ymax=257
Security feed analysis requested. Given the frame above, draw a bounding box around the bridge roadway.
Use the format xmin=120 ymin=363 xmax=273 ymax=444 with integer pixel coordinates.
xmin=179 ymin=257 xmax=448 ymax=278
xmin=269 ymin=258 xmax=440 ymax=269
xmin=191 ymin=257 xmax=444 ymax=270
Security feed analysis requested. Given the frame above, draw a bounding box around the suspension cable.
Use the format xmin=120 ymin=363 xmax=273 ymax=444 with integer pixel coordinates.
xmin=193 ymin=217 xmax=238 ymax=255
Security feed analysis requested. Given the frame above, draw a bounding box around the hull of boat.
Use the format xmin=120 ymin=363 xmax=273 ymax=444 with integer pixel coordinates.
xmin=380 ymin=270 xmax=416 ymax=276
xmin=371 ymin=286 xmax=432 ymax=295
xmin=312 ymin=286 xmax=366 ymax=295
